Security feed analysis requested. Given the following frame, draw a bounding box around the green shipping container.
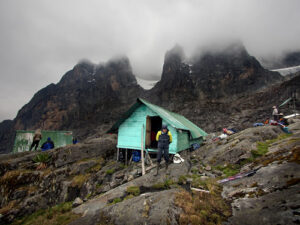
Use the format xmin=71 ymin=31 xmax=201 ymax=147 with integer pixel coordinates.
xmin=13 ymin=130 xmax=73 ymax=153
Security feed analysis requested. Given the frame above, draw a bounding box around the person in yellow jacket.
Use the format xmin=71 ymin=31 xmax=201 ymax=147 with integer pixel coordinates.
xmin=155 ymin=124 xmax=172 ymax=176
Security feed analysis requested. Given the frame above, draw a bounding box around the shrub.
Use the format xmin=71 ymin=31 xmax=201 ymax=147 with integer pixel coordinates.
xmin=11 ymin=202 xmax=79 ymax=225
xmin=214 ymin=164 xmax=239 ymax=177
xmin=111 ymin=197 xmax=122 ymax=204
xmin=71 ymin=174 xmax=90 ymax=187
xmin=106 ymin=169 xmax=115 ymax=175
xmin=126 ymin=186 xmax=140 ymax=196
xmin=33 ymin=153 xmax=51 ymax=164
xmin=152 ymin=179 xmax=174 ymax=190
xmin=178 ymin=175 xmax=187 ymax=184
xmin=175 ymin=179 xmax=231 ymax=225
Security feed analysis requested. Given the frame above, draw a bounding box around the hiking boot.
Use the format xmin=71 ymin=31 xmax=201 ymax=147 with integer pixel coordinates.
xmin=154 ymin=163 xmax=160 ymax=176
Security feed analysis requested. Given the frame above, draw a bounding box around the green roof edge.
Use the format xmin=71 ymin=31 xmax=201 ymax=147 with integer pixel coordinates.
xmin=107 ymin=98 xmax=207 ymax=139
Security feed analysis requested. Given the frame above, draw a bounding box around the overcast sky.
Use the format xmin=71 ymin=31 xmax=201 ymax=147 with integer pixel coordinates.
xmin=0 ymin=0 xmax=299 ymax=122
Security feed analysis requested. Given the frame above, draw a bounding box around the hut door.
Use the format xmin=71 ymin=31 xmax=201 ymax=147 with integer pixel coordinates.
xmin=146 ymin=116 xmax=151 ymax=148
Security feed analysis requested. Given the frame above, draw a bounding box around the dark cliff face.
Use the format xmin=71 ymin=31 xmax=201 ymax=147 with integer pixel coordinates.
xmin=13 ymin=57 xmax=143 ymax=138
xmin=149 ymin=43 xmax=283 ymax=103
xmin=191 ymin=43 xmax=283 ymax=98
xmin=0 ymin=120 xmax=15 ymax=154
xmin=146 ymin=43 xmax=286 ymax=132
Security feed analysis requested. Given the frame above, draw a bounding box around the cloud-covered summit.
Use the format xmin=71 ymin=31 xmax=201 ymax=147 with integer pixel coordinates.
xmin=0 ymin=0 xmax=300 ymax=121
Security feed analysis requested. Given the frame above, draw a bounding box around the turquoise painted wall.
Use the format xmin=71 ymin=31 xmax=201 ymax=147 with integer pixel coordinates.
xmin=177 ymin=131 xmax=190 ymax=152
xmin=117 ymin=104 xmax=204 ymax=153
xmin=117 ymin=105 xmax=179 ymax=153
xmin=117 ymin=105 xmax=155 ymax=150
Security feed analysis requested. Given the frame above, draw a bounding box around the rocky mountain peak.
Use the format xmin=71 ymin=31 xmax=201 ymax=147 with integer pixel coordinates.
xmin=106 ymin=56 xmax=131 ymax=71
xmin=157 ymin=45 xmax=191 ymax=88
xmin=164 ymin=44 xmax=185 ymax=65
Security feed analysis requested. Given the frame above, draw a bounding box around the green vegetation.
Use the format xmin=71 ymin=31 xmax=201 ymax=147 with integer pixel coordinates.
xmin=33 ymin=153 xmax=51 ymax=163
xmin=86 ymin=163 xmax=102 ymax=173
xmin=111 ymin=197 xmax=122 ymax=204
xmin=124 ymin=194 xmax=134 ymax=200
xmin=12 ymin=202 xmax=80 ymax=225
xmin=71 ymin=174 xmax=90 ymax=187
xmin=252 ymin=142 xmax=269 ymax=158
xmin=178 ymin=175 xmax=188 ymax=184
xmin=0 ymin=169 xmax=33 ymax=186
xmin=175 ymin=179 xmax=231 ymax=225
xmin=191 ymin=159 xmax=198 ymax=164
xmin=214 ymin=164 xmax=240 ymax=177
xmin=106 ymin=169 xmax=115 ymax=175
xmin=126 ymin=186 xmax=140 ymax=196
xmin=252 ymin=133 xmax=293 ymax=158
xmin=119 ymin=163 xmax=127 ymax=170
xmin=86 ymin=193 xmax=92 ymax=199
xmin=152 ymin=179 xmax=174 ymax=190
xmin=191 ymin=167 xmax=198 ymax=174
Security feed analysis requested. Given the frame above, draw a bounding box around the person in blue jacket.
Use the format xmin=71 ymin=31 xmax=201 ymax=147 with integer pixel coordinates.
xmin=41 ymin=137 xmax=55 ymax=151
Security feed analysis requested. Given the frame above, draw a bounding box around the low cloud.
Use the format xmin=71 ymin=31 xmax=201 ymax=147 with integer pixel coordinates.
xmin=0 ymin=0 xmax=299 ymax=121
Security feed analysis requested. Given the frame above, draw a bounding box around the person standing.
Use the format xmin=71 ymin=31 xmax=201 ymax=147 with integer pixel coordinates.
xmin=30 ymin=129 xmax=42 ymax=151
xmin=155 ymin=124 xmax=172 ymax=176
xmin=272 ymin=106 xmax=279 ymax=121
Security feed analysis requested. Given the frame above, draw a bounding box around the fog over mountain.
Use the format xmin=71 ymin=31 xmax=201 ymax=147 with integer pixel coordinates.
xmin=0 ymin=0 xmax=300 ymax=121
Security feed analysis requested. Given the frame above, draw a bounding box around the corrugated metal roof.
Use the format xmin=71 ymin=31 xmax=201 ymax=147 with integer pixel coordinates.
xmin=108 ymin=98 xmax=207 ymax=139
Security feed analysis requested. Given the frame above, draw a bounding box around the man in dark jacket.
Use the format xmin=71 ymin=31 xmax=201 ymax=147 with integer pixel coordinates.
xmin=155 ymin=124 xmax=172 ymax=176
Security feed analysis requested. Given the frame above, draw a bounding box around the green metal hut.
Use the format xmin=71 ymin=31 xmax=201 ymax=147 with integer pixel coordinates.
xmin=108 ymin=98 xmax=207 ymax=155
xmin=13 ymin=130 xmax=73 ymax=153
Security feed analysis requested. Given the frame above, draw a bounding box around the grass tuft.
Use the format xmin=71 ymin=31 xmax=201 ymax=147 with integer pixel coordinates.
xmin=12 ymin=202 xmax=79 ymax=225
xmin=214 ymin=164 xmax=239 ymax=177
xmin=105 ymin=169 xmax=115 ymax=175
xmin=175 ymin=179 xmax=231 ymax=225
xmin=71 ymin=174 xmax=90 ymax=188
xmin=126 ymin=186 xmax=140 ymax=196
xmin=33 ymin=153 xmax=51 ymax=164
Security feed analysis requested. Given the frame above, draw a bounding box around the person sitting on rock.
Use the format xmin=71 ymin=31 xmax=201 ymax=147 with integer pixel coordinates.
xmin=30 ymin=129 xmax=42 ymax=151
xmin=72 ymin=137 xmax=78 ymax=144
xmin=41 ymin=137 xmax=55 ymax=151
xmin=155 ymin=124 xmax=172 ymax=176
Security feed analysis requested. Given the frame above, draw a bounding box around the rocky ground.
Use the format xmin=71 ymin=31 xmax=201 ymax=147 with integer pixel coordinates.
xmin=0 ymin=118 xmax=299 ymax=225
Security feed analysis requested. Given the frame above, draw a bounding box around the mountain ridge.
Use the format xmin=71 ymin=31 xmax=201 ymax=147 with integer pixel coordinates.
xmin=1 ymin=43 xmax=297 ymax=154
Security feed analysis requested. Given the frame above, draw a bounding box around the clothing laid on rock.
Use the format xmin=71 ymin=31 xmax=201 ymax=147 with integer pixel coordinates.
xmin=173 ymin=153 xmax=185 ymax=164
xmin=253 ymin=123 xmax=264 ymax=127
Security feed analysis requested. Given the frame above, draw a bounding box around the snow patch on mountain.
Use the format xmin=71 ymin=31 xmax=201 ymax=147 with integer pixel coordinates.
xmin=271 ymin=65 xmax=300 ymax=76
